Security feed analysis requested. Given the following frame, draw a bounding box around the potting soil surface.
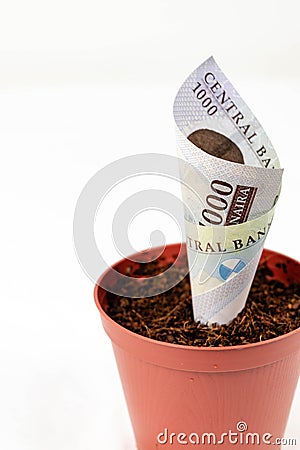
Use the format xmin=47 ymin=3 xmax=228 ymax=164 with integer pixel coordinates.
xmin=106 ymin=258 xmax=300 ymax=347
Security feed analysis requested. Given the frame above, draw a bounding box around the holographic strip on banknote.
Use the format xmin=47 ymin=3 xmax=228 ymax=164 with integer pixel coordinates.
xmin=174 ymin=56 xmax=283 ymax=325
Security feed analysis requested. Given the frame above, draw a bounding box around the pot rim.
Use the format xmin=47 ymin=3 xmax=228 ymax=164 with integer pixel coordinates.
xmin=94 ymin=243 xmax=300 ymax=353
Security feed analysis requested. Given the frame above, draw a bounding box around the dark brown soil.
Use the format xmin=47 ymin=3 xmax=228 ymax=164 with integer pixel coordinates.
xmin=106 ymin=259 xmax=300 ymax=347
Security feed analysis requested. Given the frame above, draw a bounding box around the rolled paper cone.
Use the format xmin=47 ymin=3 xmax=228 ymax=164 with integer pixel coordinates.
xmin=173 ymin=57 xmax=283 ymax=324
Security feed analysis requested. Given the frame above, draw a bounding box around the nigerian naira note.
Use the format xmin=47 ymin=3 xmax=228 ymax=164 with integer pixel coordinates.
xmin=173 ymin=56 xmax=283 ymax=325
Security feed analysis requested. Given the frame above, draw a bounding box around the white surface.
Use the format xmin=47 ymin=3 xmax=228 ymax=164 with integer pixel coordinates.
xmin=0 ymin=1 xmax=300 ymax=448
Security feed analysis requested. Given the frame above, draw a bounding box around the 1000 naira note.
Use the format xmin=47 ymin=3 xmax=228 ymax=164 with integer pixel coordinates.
xmin=174 ymin=57 xmax=283 ymax=325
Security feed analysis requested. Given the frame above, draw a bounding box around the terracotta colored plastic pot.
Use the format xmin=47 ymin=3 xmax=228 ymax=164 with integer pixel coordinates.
xmin=94 ymin=244 xmax=300 ymax=449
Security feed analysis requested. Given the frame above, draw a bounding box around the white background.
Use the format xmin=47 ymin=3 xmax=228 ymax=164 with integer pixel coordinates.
xmin=0 ymin=0 xmax=299 ymax=448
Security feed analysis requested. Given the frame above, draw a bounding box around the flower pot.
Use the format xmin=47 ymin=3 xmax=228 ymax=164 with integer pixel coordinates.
xmin=94 ymin=244 xmax=300 ymax=449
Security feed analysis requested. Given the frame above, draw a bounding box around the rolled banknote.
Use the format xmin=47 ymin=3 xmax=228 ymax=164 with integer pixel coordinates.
xmin=173 ymin=56 xmax=283 ymax=325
